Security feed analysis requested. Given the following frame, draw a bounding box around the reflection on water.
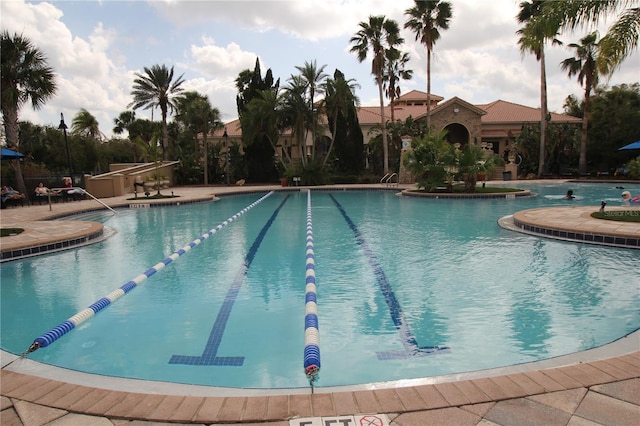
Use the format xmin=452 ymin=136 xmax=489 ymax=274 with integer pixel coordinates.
xmin=1 ymin=183 xmax=639 ymax=388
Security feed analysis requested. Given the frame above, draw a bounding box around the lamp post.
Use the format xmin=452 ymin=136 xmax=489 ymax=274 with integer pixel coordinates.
xmin=58 ymin=113 xmax=73 ymax=182
xmin=224 ymin=127 xmax=230 ymax=186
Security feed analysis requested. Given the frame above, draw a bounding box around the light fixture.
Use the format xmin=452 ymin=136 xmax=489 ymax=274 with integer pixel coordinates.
xmin=223 ymin=128 xmax=230 ymax=186
xmin=58 ymin=113 xmax=73 ymax=181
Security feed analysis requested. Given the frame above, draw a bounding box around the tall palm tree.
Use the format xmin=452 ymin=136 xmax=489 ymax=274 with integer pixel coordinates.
xmin=295 ymin=60 xmax=328 ymax=159
xmin=537 ymin=0 xmax=638 ymax=75
xmin=72 ymin=108 xmax=104 ymax=141
xmin=561 ymin=32 xmax=600 ymax=175
xmin=283 ymin=74 xmax=311 ymax=164
xmin=350 ymin=15 xmax=404 ymax=175
xmin=1 ymin=31 xmax=57 ymax=195
xmin=323 ymin=70 xmax=360 ymax=167
xmin=517 ymin=0 xmax=561 ymax=177
xmin=597 ymin=6 xmax=639 ymax=75
xmin=404 ymin=0 xmax=452 ymax=130
xmin=129 ymin=64 xmax=185 ymax=160
xmin=383 ymin=49 xmax=413 ymax=123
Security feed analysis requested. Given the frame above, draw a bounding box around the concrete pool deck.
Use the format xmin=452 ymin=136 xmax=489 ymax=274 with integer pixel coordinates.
xmin=1 ymin=183 xmax=639 ymax=425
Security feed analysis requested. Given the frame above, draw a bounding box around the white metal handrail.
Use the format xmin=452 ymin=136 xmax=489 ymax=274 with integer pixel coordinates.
xmin=380 ymin=173 xmax=398 ymax=187
xmin=48 ymin=187 xmax=117 ymax=214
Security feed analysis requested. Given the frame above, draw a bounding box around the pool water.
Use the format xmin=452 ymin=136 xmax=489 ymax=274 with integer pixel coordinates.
xmin=1 ymin=182 xmax=639 ymax=389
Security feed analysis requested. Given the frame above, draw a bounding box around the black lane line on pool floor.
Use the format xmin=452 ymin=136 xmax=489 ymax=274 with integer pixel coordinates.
xmin=169 ymin=195 xmax=290 ymax=366
xmin=328 ymin=194 xmax=450 ymax=360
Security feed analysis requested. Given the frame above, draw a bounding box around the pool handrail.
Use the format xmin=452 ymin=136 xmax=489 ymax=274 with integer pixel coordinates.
xmin=49 ymin=187 xmax=117 ymax=214
xmin=380 ymin=173 xmax=398 ymax=187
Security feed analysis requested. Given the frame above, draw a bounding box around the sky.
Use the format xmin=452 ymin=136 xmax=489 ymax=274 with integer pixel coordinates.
xmin=2 ymin=0 xmax=639 ymax=139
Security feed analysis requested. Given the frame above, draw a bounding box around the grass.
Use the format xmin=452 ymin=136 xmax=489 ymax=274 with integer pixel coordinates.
xmin=0 ymin=228 xmax=24 ymax=237
xmin=591 ymin=210 xmax=640 ymax=222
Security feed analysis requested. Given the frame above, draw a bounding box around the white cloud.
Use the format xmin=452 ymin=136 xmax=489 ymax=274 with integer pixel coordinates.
xmin=182 ymin=77 xmax=238 ymax=122
xmin=186 ymin=40 xmax=259 ymax=76
xmin=2 ymin=0 xmax=638 ymax=141
xmin=151 ymin=0 xmax=392 ymax=41
xmin=2 ymin=1 xmax=132 ymax=136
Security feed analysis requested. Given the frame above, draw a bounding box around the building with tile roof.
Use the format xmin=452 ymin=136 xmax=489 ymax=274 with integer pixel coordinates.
xmin=208 ymin=90 xmax=581 ymax=176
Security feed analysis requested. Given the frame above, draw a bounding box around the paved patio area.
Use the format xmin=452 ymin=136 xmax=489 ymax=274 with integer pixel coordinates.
xmin=1 ymin=183 xmax=638 ymax=425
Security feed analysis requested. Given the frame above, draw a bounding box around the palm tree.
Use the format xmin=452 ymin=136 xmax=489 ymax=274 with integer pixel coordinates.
xmin=1 ymin=31 xmax=57 ymax=195
xmin=295 ymin=60 xmax=328 ymax=159
xmin=350 ymin=15 xmax=404 ymax=175
xmin=129 ymin=64 xmax=185 ymax=160
xmin=72 ymin=108 xmax=104 ymax=141
xmin=243 ymin=88 xmax=292 ymax=170
xmin=283 ymin=74 xmax=311 ymax=164
xmin=113 ymin=110 xmax=136 ymax=136
xmin=323 ymin=69 xmax=360 ymax=167
xmin=561 ymin=32 xmax=600 ymax=175
xmin=537 ymin=0 xmax=639 ymax=75
xmin=175 ymin=91 xmax=222 ymax=185
xmin=402 ymin=129 xmax=455 ymax=192
xmin=383 ymin=49 xmax=413 ymax=123
xmin=404 ymin=0 xmax=452 ymax=130
xmin=597 ymin=6 xmax=639 ymax=75
xmin=517 ymin=0 xmax=561 ymax=177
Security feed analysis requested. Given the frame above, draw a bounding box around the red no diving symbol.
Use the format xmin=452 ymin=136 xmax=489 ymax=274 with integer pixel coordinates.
xmin=360 ymin=415 xmax=383 ymax=426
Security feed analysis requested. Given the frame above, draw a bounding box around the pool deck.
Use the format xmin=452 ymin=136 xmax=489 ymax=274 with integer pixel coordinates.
xmin=1 ymin=183 xmax=639 ymax=425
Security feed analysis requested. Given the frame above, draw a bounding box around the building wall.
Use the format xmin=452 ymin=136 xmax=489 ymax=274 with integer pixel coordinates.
xmin=431 ymin=107 xmax=483 ymax=145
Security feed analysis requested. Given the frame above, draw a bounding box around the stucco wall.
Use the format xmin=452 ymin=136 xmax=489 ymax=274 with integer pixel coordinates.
xmin=431 ymin=106 xmax=483 ymax=145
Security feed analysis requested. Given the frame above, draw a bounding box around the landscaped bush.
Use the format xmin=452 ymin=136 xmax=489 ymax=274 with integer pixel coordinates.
xmin=330 ymin=174 xmax=358 ymax=184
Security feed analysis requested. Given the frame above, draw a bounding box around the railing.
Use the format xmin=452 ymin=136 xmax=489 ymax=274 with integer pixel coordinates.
xmin=380 ymin=172 xmax=398 ymax=187
xmin=47 ymin=187 xmax=117 ymax=214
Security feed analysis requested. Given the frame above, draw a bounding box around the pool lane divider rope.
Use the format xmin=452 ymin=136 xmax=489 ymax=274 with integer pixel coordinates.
xmin=169 ymin=194 xmax=290 ymax=366
xmin=22 ymin=191 xmax=275 ymax=356
xmin=303 ymin=190 xmax=320 ymax=388
xmin=328 ymin=194 xmax=450 ymax=359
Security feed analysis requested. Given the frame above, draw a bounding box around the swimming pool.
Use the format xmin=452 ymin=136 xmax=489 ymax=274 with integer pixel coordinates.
xmin=1 ymin=182 xmax=639 ymax=389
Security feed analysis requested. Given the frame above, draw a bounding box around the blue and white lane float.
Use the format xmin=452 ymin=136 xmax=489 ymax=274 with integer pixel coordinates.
xmin=23 ymin=191 xmax=274 ymax=355
xmin=303 ymin=190 xmax=320 ymax=388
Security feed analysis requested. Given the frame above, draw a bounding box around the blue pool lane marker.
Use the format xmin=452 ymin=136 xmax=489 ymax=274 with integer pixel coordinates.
xmin=303 ymin=190 xmax=320 ymax=387
xmin=328 ymin=194 xmax=450 ymax=360
xmin=23 ymin=192 xmax=274 ymax=355
xmin=169 ymin=194 xmax=290 ymax=366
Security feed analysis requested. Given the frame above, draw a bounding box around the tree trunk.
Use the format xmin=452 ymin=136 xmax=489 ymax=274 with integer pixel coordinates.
xmin=426 ymin=47 xmax=432 ymax=131
xmin=310 ymin=88 xmax=316 ymax=160
xmin=3 ymin=106 xmax=28 ymax=197
xmin=161 ymin=108 xmax=169 ymax=161
xmin=579 ymin=86 xmax=590 ymax=175
xmin=537 ymin=49 xmax=547 ymax=177
xmin=323 ymin=109 xmax=339 ymax=167
xmin=465 ymin=176 xmax=477 ymax=193
xmin=203 ymin=124 xmax=209 ymax=186
xmin=377 ymin=76 xmax=389 ymax=175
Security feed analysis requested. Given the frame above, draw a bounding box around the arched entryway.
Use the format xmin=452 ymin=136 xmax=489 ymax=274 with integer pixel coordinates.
xmin=443 ymin=123 xmax=470 ymax=146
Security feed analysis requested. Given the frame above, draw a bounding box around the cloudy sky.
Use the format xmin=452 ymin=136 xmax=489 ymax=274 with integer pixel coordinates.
xmin=3 ymin=0 xmax=639 ymax=138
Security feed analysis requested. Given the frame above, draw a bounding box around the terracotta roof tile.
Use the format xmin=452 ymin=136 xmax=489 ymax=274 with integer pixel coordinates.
xmin=477 ymin=99 xmax=581 ymax=124
xmin=217 ymin=90 xmax=581 ymax=135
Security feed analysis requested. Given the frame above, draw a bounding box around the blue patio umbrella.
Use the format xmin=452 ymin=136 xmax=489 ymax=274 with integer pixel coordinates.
xmin=1 ymin=147 xmax=26 ymax=159
xmin=618 ymin=141 xmax=640 ymax=151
